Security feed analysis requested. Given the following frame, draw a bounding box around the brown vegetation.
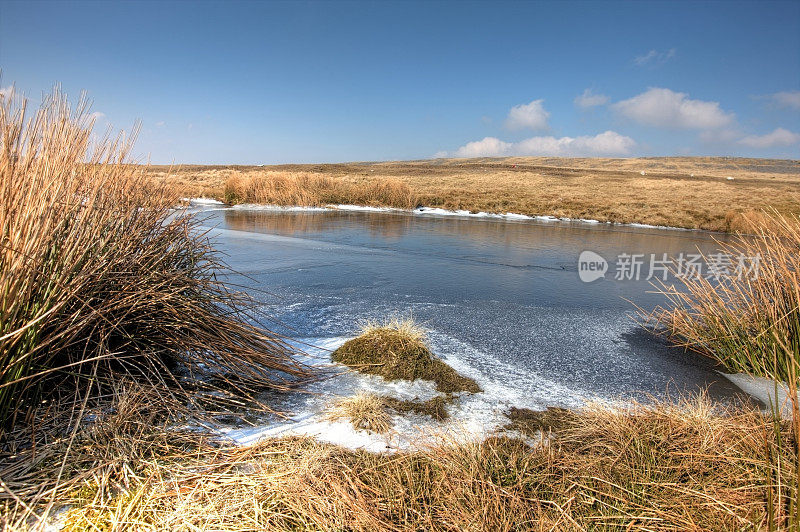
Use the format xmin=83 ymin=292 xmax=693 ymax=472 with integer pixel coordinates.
xmin=644 ymin=211 xmax=800 ymax=527
xmin=504 ymin=406 xmax=576 ymax=437
xmin=223 ymin=171 xmax=418 ymax=209
xmin=0 ymin=86 xmax=308 ymax=518
xmin=326 ymin=392 xmax=394 ymax=433
xmin=6 ymin=389 xmax=796 ymax=531
xmin=150 ymin=157 xmax=800 ymax=231
xmin=383 ymin=395 xmax=451 ymax=421
xmin=332 ymin=318 xmax=481 ymax=395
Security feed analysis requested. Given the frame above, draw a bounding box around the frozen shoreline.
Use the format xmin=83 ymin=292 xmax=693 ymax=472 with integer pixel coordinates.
xmin=194 ymin=200 xmax=703 ymax=232
xmin=217 ymin=335 xmax=595 ymax=453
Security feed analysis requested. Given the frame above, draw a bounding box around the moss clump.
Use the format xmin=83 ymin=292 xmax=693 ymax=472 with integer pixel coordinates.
xmin=504 ymin=406 xmax=576 ymax=437
xmin=383 ymin=395 xmax=451 ymax=421
xmin=332 ymin=319 xmax=481 ymax=395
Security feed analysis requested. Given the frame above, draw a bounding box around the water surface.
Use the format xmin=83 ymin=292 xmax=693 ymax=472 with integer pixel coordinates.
xmin=198 ymin=206 xmax=747 ymax=412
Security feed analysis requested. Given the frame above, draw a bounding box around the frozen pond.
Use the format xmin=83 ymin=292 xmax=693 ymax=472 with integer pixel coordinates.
xmin=191 ymin=205 xmax=753 ymax=448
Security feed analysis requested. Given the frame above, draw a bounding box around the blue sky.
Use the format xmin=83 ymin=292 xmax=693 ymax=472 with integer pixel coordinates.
xmin=1 ymin=0 xmax=799 ymax=163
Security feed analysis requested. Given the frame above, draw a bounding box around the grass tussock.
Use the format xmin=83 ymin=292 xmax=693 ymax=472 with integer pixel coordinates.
xmin=645 ymin=210 xmax=800 ymax=526
xmin=0 ymin=86 xmax=308 ymax=452
xmin=326 ymin=392 xmax=451 ymax=433
xmin=16 ymin=391 xmax=796 ymax=531
xmin=326 ymin=392 xmax=393 ymax=433
xmin=649 ymin=211 xmax=800 ymax=385
xmin=223 ymin=171 xmax=418 ymax=209
xmin=332 ymin=318 xmax=481 ymax=395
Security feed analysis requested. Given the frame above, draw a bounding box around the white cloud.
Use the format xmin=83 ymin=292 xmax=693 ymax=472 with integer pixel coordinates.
xmin=454 ymin=137 xmax=513 ymax=157
xmin=634 ymin=48 xmax=676 ymax=66
xmin=88 ymin=111 xmax=105 ymax=122
xmin=450 ymin=131 xmax=635 ymax=158
xmin=738 ymin=128 xmax=800 ymax=149
xmin=613 ymin=88 xmax=734 ymax=129
xmin=155 ymin=120 xmax=166 ymax=127
xmin=574 ymin=89 xmax=609 ymax=109
xmin=505 ymin=99 xmax=550 ymax=131
xmin=0 ymin=86 xmax=15 ymax=99
xmin=769 ymin=90 xmax=800 ymax=111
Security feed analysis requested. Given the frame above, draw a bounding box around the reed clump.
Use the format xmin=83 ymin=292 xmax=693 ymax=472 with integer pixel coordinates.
xmin=646 ymin=211 xmax=800 ymax=527
xmin=224 ymin=171 xmax=418 ymax=209
xmin=0 ymin=87 xmax=308 ymax=434
xmin=332 ymin=318 xmax=481 ymax=394
xmin=649 ymin=212 xmax=799 ymax=384
xmin=29 ymin=392 xmax=796 ymax=531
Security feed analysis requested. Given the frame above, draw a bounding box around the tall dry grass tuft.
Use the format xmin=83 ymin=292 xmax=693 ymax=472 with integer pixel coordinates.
xmin=224 ymin=171 xmax=418 ymax=209
xmin=645 ymin=211 xmax=800 ymax=528
xmin=0 ymin=86 xmax=309 ymax=434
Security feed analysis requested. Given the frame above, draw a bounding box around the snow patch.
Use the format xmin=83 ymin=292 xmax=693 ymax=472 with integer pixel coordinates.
xmin=334 ymin=204 xmax=399 ymax=213
xmin=722 ymin=372 xmax=793 ymax=418
xmin=182 ymin=197 xmax=225 ymax=205
xmin=231 ymin=204 xmax=330 ymax=212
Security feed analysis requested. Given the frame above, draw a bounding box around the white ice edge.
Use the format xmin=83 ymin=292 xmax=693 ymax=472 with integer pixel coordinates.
xmin=721 ymin=372 xmax=794 ymax=418
xmin=217 ymin=334 xmax=606 ymax=453
xmin=220 ymin=336 xmax=787 ymax=453
xmin=181 ymin=197 xmax=226 ymax=205
xmin=221 ymin=203 xmax=701 ymax=231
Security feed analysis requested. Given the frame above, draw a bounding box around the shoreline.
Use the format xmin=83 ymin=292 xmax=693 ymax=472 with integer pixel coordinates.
xmin=186 ymin=198 xmax=714 ymax=234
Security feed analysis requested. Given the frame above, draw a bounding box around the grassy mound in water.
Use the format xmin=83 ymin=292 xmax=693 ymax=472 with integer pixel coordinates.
xmin=383 ymin=395 xmax=450 ymax=421
xmin=332 ymin=318 xmax=481 ymax=394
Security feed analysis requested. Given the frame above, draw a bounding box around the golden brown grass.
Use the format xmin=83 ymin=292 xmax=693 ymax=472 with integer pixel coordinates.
xmin=150 ymin=157 xmax=800 ymax=231
xmin=504 ymin=406 xmax=576 ymax=437
xmin=332 ymin=318 xmax=481 ymax=395
xmin=0 ymin=83 xmax=308 ymax=501
xmin=6 ymin=389 xmax=795 ymax=531
xmin=326 ymin=392 xmax=393 ymax=433
xmin=223 ymin=171 xmax=418 ymax=209
xmin=644 ymin=211 xmax=800 ymax=527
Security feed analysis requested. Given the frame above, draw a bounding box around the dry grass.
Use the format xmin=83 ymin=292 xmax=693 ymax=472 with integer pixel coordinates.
xmin=383 ymin=395 xmax=451 ymax=421
xmin=223 ymin=171 xmax=418 ymax=209
xmin=327 ymin=392 xmax=451 ymax=431
xmin=0 ymin=86 xmax=312 ymax=524
xmin=326 ymin=392 xmax=393 ymax=433
xmin=504 ymin=406 xmax=576 ymax=437
xmin=644 ymin=211 xmax=800 ymax=527
xmin=647 ymin=211 xmax=799 ymax=384
xmin=151 ymin=157 xmax=800 ymax=231
xmin=332 ymin=318 xmax=481 ymax=395
xmin=5 ymin=390 xmax=794 ymax=531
